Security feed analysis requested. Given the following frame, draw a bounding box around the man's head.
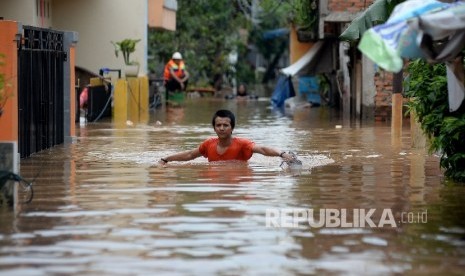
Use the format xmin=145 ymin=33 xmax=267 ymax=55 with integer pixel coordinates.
xmin=212 ymin=109 xmax=235 ymax=130
xmin=171 ymin=52 xmax=182 ymax=61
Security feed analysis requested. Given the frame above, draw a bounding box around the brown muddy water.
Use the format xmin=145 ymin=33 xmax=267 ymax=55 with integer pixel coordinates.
xmin=1 ymin=98 xmax=465 ymax=275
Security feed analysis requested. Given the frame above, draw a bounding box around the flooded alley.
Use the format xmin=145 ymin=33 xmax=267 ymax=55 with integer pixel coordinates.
xmin=1 ymin=98 xmax=465 ymax=275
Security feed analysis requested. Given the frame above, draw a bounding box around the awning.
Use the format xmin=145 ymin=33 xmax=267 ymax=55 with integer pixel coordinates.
xmin=280 ymin=41 xmax=324 ymax=76
xmin=358 ymin=0 xmax=457 ymax=73
xmin=324 ymin=11 xmax=361 ymax=23
xmin=339 ymin=0 xmax=391 ymax=41
xmin=357 ymin=0 xmax=465 ymax=111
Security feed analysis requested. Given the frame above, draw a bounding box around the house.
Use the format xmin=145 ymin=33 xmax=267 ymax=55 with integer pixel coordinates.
xmin=1 ymin=0 xmax=177 ymax=76
xmin=0 ymin=0 xmax=177 ymax=156
xmin=285 ymin=0 xmax=393 ymax=121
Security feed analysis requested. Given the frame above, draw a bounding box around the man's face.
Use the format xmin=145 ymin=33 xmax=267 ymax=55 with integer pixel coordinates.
xmin=214 ymin=117 xmax=233 ymax=139
xmin=173 ymin=59 xmax=181 ymax=65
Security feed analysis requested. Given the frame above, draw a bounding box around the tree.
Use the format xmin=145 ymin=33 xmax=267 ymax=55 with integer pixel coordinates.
xmin=148 ymin=0 xmax=247 ymax=87
xmin=148 ymin=0 xmax=293 ymax=87
xmin=235 ymin=0 xmax=292 ymax=84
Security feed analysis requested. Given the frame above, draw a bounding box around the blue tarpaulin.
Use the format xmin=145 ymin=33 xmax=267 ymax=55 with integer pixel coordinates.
xmin=263 ymin=28 xmax=289 ymax=40
xmin=299 ymin=76 xmax=321 ymax=105
xmin=271 ymin=75 xmax=296 ymax=108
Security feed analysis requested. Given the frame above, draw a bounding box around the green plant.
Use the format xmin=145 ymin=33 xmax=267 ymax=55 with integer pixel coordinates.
xmin=111 ymin=38 xmax=141 ymax=65
xmin=148 ymin=0 xmax=248 ymax=86
xmin=293 ymin=0 xmax=318 ymax=30
xmin=317 ymin=74 xmax=330 ymax=103
xmin=404 ymin=59 xmax=465 ymax=182
xmin=0 ymin=53 xmax=13 ymax=117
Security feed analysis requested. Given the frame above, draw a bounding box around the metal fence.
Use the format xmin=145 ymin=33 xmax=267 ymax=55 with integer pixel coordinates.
xmin=17 ymin=26 xmax=67 ymax=158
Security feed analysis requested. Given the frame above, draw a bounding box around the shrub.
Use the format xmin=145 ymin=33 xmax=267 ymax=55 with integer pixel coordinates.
xmin=404 ymin=59 xmax=465 ymax=182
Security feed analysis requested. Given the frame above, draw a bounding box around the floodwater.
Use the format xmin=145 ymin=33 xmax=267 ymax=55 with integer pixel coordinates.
xmin=1 ymin=98 xmax=465 ymax=275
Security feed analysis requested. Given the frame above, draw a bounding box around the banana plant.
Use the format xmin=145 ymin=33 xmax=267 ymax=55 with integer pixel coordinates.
xmin=111 ymin=38 xmax=141 ymax=65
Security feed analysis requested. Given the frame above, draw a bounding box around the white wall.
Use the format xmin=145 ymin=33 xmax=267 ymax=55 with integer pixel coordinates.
xmin=52 ymin=0 xmax=148 ymax=76
xmin=0 ymin=0 xmax=38 ymax=27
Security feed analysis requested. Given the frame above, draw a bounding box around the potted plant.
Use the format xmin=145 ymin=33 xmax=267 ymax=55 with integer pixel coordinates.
xmin=293 ymin=0 xmax=318 ymax=42
xmin=111 ymin=38 xmax=141 ymax=77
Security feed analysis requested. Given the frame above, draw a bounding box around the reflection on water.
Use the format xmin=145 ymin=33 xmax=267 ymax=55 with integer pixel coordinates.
xmin=1 ymin=99 xmax=465 ymax=275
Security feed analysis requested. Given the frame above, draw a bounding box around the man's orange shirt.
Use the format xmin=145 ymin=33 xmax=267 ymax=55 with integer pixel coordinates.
xmin=199 ymin=137 xmax=255 ymax=162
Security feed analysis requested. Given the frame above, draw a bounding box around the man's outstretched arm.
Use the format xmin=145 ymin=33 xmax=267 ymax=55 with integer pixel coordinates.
xmin=252 ymin=145 xmax=293 ymax=160
xmin=159 ymin=148 xmax=202 ymax=165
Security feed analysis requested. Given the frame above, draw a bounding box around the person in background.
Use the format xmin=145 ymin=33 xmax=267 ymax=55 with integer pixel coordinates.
xmin=225 ymin=83 xmax=258 ymax=100
xmin=236 ymin=83 xmax=249 ymax=99
xmin=164 ymin=52 xmax=190 ymax=92
xmin=212 ymin=73 xmax=223 ymax=94
xmin=158 ymin=109 xmax=295 ymax=165
xmin=79 ymin=86 xmax=89 ymax=110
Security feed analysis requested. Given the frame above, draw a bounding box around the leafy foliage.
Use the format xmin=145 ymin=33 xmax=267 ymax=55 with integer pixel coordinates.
xmin=247 ymin=1 xmax=291 ymax=83
xmin=148 ymin=0 xmax=293 ymax=86
xmin=111 ymin=39 xmax=141 ymax=65
xmin=0 ymin=53 xmax=5 ymax=100
xmin=0 ymin=53 xmax=13 ymax=116
xmin=404 ymin=59 xmax=465 ymax=182
xmin=293 ymin=0 xmax=317 ymax=30
xmin=148 ymin=0 xmax=246 ymax=86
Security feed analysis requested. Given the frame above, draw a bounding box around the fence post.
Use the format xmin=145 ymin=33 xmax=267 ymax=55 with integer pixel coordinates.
xmin=391 ymin=71 xmax=404 ymax=141
xmin=114 ymin=77 xmax=149 ymax=126
xmin=139 ymin=76 xmax=149 ymax=123
xmin=63 ymin=31 xmax=79 ymax=143
xmin=0 ymin=20 xmax=20 ymax=143
xmin=114 ymin=79 xmax=128 ymax=126
xmin=0 ymin=21 xmax=20 ymax=210
xmin=128 ymin=77 xmax=140 ymax=123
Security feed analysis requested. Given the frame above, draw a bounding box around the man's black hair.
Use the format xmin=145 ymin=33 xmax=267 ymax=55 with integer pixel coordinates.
xmin=212 ymin=109 xmax=235 ymax=129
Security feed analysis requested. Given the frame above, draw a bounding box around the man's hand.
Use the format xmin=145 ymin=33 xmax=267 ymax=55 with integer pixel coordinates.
xmin=280 ymin=152 xmax=294 ymax=161
xmin=158 ymin=158 xmax=168 ymax=166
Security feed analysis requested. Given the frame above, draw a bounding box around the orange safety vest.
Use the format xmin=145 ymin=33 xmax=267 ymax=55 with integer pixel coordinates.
xmin=163 ymin=59 xmax=186 ymax=81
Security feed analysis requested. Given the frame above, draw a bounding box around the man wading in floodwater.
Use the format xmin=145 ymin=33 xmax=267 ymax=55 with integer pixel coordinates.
xmin=158 ymin=109 xmax=296 ymax=165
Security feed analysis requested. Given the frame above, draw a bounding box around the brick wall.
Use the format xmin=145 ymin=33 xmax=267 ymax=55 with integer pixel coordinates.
xmin=374 ymin=70 xmax=393 ymax=121
xmin=374 ymin=69 xmax=412 ymax=121
xmin=328 ymin=0 xmax=375 ymax=12
xmin=328 ymin=0 xmax=394 ymax=121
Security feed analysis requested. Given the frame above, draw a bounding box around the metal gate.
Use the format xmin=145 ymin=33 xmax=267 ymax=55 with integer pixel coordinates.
xmin=17 ymin=26 xmax=67 ymax=158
